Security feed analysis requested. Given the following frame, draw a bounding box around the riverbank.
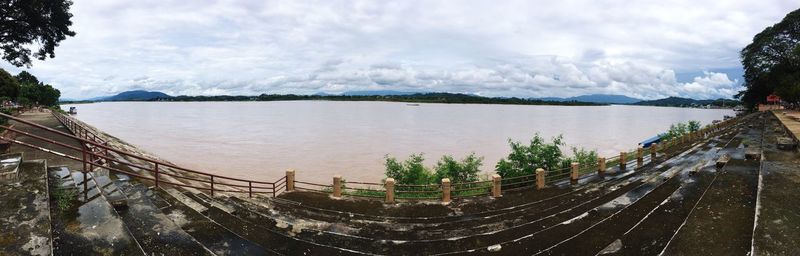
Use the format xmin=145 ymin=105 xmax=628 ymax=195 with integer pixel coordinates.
xmin=63 ymin=101 xmax=734 ymax=184
xmin=5 ymin=110 xmax=798 ymax=255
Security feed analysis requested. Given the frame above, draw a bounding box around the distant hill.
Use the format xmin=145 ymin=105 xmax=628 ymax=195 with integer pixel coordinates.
xmin=342 ymin=90 xmax=418 ymax=96
xmin=633 ymin=97 xmax=740 ymax=107
xmin=91 ymin=90 xmax=172 ymax=101
xmin=536 ymin=94 xmax=642 ymax=104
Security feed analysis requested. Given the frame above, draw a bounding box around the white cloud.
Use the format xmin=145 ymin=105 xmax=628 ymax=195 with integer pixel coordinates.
xmin=0 ymin=0 xmax=796 ymax=100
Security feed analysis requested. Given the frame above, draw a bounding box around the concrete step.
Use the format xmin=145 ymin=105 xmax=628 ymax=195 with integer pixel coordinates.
xmin=153 ymin=187 xmax=268 ymax=255
xmin=0 ymin=152 xmax=23 ymax=184
xmin=106 ymin=174 xmax=214 ymax=255
xmin=0 ymin=160 xmax=51 ymax=255
xmin=46 ymin=167 xmax=144 ymax=255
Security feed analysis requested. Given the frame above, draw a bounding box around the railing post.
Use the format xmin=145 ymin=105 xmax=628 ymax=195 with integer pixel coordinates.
xmin=636 ymin=147 xmax=644 ymax=169
xmin=333 ymin=175 xmax=342 ymax=198
xmin=536 ymin=168 xmax=545 ymax=190
xmin=286 ymin=169 xmax=295 ymax=191
xmin=570 ymin=162 xmax=579 ymax=185
xmin=598 ymin=157 xmax=606 ymax=176
xmin=210 ymin=175 xmax=215 ymax=197
xmin=651 ymin=143 xmax=658 ymax=159
xmin=154 ymin=163 xmax=159 ymax=188
xmin=441 ymin=178 xmax=451 ymax=203
xmin=82 ymin=147 xmax=88 ymax=195
xmin=491 ymin=174 xmax=501 ymax=198
xmin=249 ymin=181 xmax=253 ymax=198
xmin=385 ymin=178 xmax=395 ymax=204
xmin=620 ymin=152 xmax=627 ymax=170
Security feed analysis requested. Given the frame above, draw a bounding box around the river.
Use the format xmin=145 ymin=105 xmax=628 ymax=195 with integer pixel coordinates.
xmin=63 ymin=101 xmax=733 ymax=183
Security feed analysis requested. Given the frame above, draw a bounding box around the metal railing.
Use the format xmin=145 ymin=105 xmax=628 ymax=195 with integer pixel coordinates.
xmin=0 ymin=111 xmax=285 ymax=198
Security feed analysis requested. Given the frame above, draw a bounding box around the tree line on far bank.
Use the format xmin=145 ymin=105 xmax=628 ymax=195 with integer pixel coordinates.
xmin=160 ymin=93 xmax=605 ymax=106
xmin=0 ymin=69 xmax=61 ymax=107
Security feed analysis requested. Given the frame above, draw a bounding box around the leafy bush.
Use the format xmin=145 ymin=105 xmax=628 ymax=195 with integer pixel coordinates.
xmin=433 ymin=153 xmax=483 ymax=183
xmin=565 ymin=147 xmax=598 ymax=171
xmin=0 ymin=108 xmax=11 ymax=125
xmin=496 ymin=133 xmax=600 ymax=178
xmin=384 ymin=153 xmax=484 ymax=185
xmin=384 ymin=153 xmax=433 ymax=185
xmin=687 ymin=120 xmax=701 ymax=132
xmin=661 ymin=120 xmax=702 ymax=141
xmin=495 ymin=133 xmax=566 ymax=178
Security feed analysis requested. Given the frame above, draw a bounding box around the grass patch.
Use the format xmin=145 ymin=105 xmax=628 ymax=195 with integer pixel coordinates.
xmin=52 ymin=188 xmax=77 ymax=211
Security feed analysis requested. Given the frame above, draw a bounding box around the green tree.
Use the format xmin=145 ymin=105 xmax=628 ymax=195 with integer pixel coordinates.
xmin=566 ymin=147 xmax=598 ymax=168
xmin=384 ymin=153 xmax=432 ymax=185
xmin=687 ymin=120 xmax=701 ymax=132
xmin=15 ymin=71 xmax=39 ymax=85
xmin=738 ymin=8 xmax=800 ymax=108
xmin=433 ymin=153 xmax=483 ymax=183
xmin=0 ymin=68 xmax=19 ymax=99
xmin=0 ymin=0 xmax=76 ymax=67
xmin=495 ymin=134 xmax=566 ymax=178
xmin=18 ymin=81 xmax=60 ymax=107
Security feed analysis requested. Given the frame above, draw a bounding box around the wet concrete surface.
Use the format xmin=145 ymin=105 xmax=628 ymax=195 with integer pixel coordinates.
xmin=47 ymin=166 xmax=143 ymax=255
xmin=0 ymin=160 xmax=51 ymax=255
xmin=661 ymin=119 xmax=763 ymax=256
xmin=153 ymin=186 xmax=269 ymax=255
xmin=753 ymin=113 xmax=800 ymax=255
xmin=107 ymin=174 xmax=213 ymax=255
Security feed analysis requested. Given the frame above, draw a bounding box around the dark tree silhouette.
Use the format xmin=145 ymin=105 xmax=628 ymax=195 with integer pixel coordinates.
xmin=0 ymin=68 xmax=19 ymax=100
xmin=15 ymin=70 xmax=39 ymax=85
xmin=0 ymin=0 xmax=76 ymax=67
xmin=738 ymin=8 xmax=800 ymax=108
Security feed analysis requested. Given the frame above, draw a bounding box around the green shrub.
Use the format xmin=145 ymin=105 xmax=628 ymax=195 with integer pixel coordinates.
xmin=661 ymin=120 xmax=702 ymax=141
xmin=495 ymin=133 xmax=566 ymax=178
xmin=384 ymin=153 xmax=432 ymax=185
xmin=0 ymin=108 xmax=10 ymax=125
xmin=565 ymin=147 xmax=598 ymax=173
xmin=384 ymin=153 xmax=485 ymax=185
xmin=433 ymin=153 xmax=483 ymax=183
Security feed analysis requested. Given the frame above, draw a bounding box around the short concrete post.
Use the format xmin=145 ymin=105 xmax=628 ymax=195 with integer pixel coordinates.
xmin=491 ymin=174 xmax=502 ymax=198
xmin=333 ymin=175 xmax=342 ymax=198
xmin=442 ymin=178 xmax=451 ymax=203
xmin=286 ymin=169 xmax=295 ymax=191
xmin=570 ymin=162 xmax=579 ymax=185
xmin=636 ymin=147 xmax=644 ymax=168
xmin=651 ymin=143 xmax=658 ymax=159
xmin=385 ymin=178 xmax=395 ymax=203
xmin=620 ymin=152 xmax=627 ymax=170
xmin=536 ymin=168 xmax=545 ymax=190
xmin=598 ymin=157 xmax=606 ymax=176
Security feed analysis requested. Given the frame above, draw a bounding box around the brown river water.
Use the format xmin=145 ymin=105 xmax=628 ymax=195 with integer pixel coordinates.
xmin=63 ymin=101 xmax=733 ymax=183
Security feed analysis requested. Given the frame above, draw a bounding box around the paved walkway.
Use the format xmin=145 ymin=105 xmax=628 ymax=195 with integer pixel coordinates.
xmin=774 ymin=110 xmax=800 ymax=141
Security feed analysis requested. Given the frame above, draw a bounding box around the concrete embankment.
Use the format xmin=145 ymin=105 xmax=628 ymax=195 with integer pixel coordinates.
xmin=6 ymin=110 xmax=800 ymax=255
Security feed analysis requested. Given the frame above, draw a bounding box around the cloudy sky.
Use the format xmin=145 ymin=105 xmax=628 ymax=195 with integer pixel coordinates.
xmin=2 ymin=1 xmax=798 ymax=100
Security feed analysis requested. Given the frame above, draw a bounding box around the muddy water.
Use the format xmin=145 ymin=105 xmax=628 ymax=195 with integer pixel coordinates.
xmin=63 ymin=102 xmax=733 ymax=183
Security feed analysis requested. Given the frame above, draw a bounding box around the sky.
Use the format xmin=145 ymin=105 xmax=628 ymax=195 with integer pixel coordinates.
xmin=2 ymin=1 xmax=798 ymax=100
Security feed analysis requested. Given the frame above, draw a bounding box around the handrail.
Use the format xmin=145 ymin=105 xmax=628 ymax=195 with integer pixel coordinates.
xmin=53 ymin=111 xmax=281 ymax=185
xmin=49 ymin=112 xmax=279 ymax=185
xmin=0 ymin=111 xmax=284 ymax=198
